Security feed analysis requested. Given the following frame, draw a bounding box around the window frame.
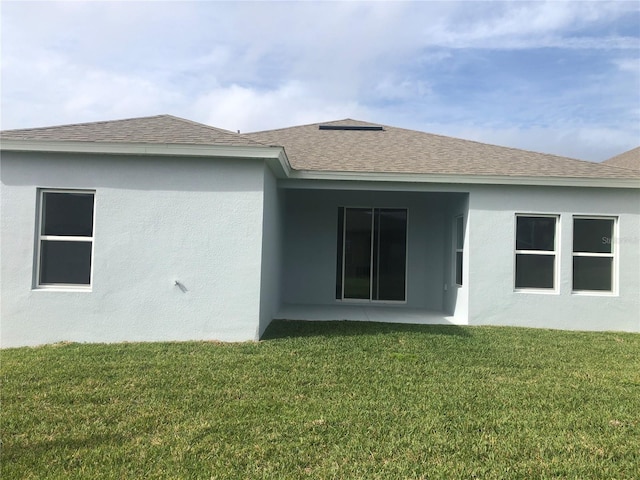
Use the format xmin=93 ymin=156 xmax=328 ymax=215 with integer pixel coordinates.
xmin=514 ymin=213 xmax=559 ymax=293
xmin=572 ymin=215 xmax=617 ymax=295
xmin=35 ymin=188 xmax=95 ymax=290
xmin=336 ymin=206 xmax=409 ymax=304
xmin=454 ymin=215 xmax=464 ymax=287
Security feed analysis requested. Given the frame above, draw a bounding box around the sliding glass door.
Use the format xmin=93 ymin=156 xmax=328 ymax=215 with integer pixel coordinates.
xmin=374 ymin=209 xmax=407 ymax=301
xmin=337 ymin=207 xmax=407 ymax=302
xmin=344 ymin=208 xmax=373 ymax=299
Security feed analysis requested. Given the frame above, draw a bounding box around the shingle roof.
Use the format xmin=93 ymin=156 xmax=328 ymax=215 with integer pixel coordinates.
xmin=0 ymin=114 xmax=265 ymax=147
xmin=246 ymin=119 xmax=638 ymax=179
xmin=603 ymin=146 xmax=640 ymax=171
xmin=2 ymin=115 xmax=638 ymax=181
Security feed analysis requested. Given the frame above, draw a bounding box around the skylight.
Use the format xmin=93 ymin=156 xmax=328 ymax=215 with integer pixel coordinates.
xmin=319 ymin=125 xmax=384 ymax=131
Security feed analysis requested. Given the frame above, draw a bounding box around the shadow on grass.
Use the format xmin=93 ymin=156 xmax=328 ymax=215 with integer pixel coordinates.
xmin=262 ymin=319 xmax=472 ymax=340
xmin=2 ymin=433 xmax=128 ymax=464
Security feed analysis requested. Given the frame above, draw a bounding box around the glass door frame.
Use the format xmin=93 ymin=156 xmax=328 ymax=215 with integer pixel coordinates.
xmin=337 ymin=206 xmax=409 ymax=304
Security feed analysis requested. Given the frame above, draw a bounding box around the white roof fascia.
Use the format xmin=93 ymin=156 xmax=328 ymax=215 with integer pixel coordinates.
xmin=288 ymin=170 xmax=640 ymax=189
xmin=265 ymin=150 xmax=292 ymax=178
xmin=0 ymin=139 xmax=281 ymax=158
xmin=1 ymin=139 xmax=292 ymax=178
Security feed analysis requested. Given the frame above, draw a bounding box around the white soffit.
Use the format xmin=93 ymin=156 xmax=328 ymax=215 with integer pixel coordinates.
xmin=287 ymin=170 xmax=640 ymax=189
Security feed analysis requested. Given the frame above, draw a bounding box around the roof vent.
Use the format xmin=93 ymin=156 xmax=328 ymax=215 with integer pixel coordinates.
xmin=319 ymin=125 xmax=384 ymax=131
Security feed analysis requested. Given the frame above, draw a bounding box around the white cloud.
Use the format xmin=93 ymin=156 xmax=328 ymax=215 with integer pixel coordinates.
xmin=1 ymin=1 xmax=638 ymax=160
xmin=374 ymin=76 xmax=433 ymax=102
xmin=614 ymin=57 xmax=640 ymax=74
xmin=422 ymin=1 xmax=638 ymax=49
xmin=1 ymin=47 xmax=184 ymax=127
xmin=190 ymin=82 xmax=369 ymax=133
xmin=435 ymin=123 xmax=638 ymax=162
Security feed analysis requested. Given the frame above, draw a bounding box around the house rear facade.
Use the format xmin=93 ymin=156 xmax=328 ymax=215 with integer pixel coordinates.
xmin=1 ymin=115 xmax=638 ymax=347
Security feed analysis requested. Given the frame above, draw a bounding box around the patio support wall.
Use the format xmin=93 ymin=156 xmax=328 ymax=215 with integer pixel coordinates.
xmin=442 ymin=194 xmax=469 ymax=320
xmin=258 ymin=164 xmax=283 ymax=338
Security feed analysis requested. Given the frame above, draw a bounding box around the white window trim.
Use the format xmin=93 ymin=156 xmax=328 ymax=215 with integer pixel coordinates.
xmin=34 ymin=188 xmax=95 ymax=291
xmin=514 ymin=213 xmax=560 ymax=294
xmin=571 ymin=215 xmax=617 ymax=296
xmin=338 ymin=206 xmax=409 ymax=304
xmin=454 ymin=215 xmax=464 ymax=287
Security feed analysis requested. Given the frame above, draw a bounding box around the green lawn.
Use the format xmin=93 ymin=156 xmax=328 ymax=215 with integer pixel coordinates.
xmin=2 ymin=321 xmax=639 ymax=479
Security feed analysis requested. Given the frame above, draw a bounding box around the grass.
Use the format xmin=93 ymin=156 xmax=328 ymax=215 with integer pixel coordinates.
xmin=1 ymin=321 xmax=639 ymax=479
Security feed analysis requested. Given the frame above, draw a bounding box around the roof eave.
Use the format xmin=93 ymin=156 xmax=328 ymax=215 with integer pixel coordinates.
xmin=0 ymin=139 xmax=292 ymax=178
xmin=1 ymin=139 xmax=635 ymax=188
xmin=288 ymin=170 xmax=640 ymax=189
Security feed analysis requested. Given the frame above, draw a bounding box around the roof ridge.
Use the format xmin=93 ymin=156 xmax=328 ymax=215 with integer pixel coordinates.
xmin=605 ymin=145 xmax=640 ymax=160
xmin=247 ymin=118 xmax=384 ymax=135
xmin=162 ymin=114 xmax=236 ymax=136
xmin=160 ymin=115 xmax=269 ymax=146
xmin=321 ymin=118 xmax=379 ymax=124
xmin=603 ymin=146 xmax=640 ymax=171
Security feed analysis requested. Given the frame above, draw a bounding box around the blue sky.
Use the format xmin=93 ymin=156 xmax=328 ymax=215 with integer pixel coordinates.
xmin=1 ymin=1 xmax=638 ymax=161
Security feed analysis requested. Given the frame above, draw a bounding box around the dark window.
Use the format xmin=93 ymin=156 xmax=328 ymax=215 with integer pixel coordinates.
xmin=42 ymin=192 xmax=94 ymax=236
xmin=455 ymin=216 xmax=464 ymax=286
xmin=573 ymin=218 xmax=613 ymax=254
xmin=38 ymin=191 xmax=95 ymax=287
xmin=455 ymin=252 xmax=463 ymax=287
xmin=573 ymin=218 xmax=615 ymax=292
xmin=335 ymin=207 xmax=344 ymax=299
xmin=573 ymin=257 xmax=613 ymax=291
xmin=516 ymin=216 xmax=555 ymax=251
xmin=516 ymin=254 xmax=555 ymax=289
xmin=515 ymin=215 xmax=557 ymax=290
xmin=40 ymin=241 xmax=92 ymax=285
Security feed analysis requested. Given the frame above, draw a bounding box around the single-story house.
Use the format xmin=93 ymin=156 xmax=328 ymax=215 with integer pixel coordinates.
xmin=1 ymin=115 xmax=638 ymax=347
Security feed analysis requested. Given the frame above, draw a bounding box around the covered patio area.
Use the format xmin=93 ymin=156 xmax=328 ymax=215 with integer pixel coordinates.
xmin=273 ymin=185 xmax=470 ymax=325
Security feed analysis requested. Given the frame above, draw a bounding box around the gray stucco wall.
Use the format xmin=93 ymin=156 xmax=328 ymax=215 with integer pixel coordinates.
xmin=258 ymin=165 xmax=283 ymax=338
xmin=1 ymin=151 xmax=267 ymax=347
xmin=3 ymin=148 xmax=636 ymax=345
xmin=281 ymin=188 xmax=466 ymax=311
xmin=467 ymin=185 xmax=640 ymax=332
xmin=442 ymin=194 xmax=469 ymax=319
